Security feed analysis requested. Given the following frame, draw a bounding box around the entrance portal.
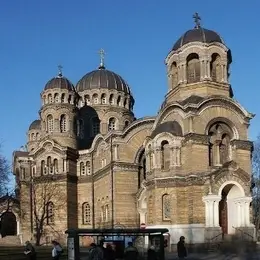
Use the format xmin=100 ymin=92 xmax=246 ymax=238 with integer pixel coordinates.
xmin=0 ymin=212 xmax=17 ymax=237
xmin=218 ymin=183 xmax=244 ymax=234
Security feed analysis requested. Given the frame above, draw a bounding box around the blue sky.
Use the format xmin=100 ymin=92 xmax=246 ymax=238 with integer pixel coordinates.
xmin=0 ymin=0 xmax=259 ymax=168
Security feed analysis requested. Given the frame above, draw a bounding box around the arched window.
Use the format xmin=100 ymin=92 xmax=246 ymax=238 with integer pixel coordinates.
xmin=171 ymin=62 xmax=178 ymax=87
xmin=53 ymin=159 xmax=58 ymax=173
xmin=101 ymin=94 xmax=106 ymax=104
xmin=138 ymin=150 xmax=146 ymax=188
xmin=108 ymin=118 xmax=116 ymax=131
xmin=68 ymin=95 xmax=72 ymax=104
xmin=186 ymin=53 xmax=200 ymax=83
xmin=32 ymin=133 xmax=36 ymax=141
xmin=41 ymin=160 xmax=45 ymax=175
xmin=161 ymin=140 xmax=170 ymax=170
xmin=123 ymin=98 xmax=127 ymax=108
xmin=82 ymin=202 xmax=91 ymax=224
xmin=109 ymin=94 xmax=114 ymax=105
xmin=86 ymin=161 xmax=91 ymax=175
xmin=60 ymin=114 xmax=67 ymax=132
xmin=80 ymin=162 xmax=86 ymax=175
xmin=208 ymin=122 xmax=233 ymax=166
xmin=47 ymin=115 xmax=54 ymax=133
xmin=84 ymin=95 xmax=90 ymax=105
xmin=46 ymin=202 xmax=54 ymax=225
xmin=93 ymin=94 xmax=98 ymax=104
xmin=48 ymin=94 xmax=53 ymax=103
xmin=61 ymin=93 xmax=65 ymax=103
xmin=210 ymin=53 xmax=221 ymax=82
xmin=124 ymin=121 xmax=129 ymax=128
xmin=47 ymin=156 xmax=52 ymax=174
xmin=162 ymin=194 xmax=171 ymax=221
xmin=92 ymin=117 xmax=100 ymax=136
xmin=117 ymin=96 xmax=121 ymax=106
xmin=54 ymin=93 xmax=59 ymax=103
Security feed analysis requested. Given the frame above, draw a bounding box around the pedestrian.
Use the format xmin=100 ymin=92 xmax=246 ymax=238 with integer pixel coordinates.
xmin=147 ymin=245 xmax=157 ymax=260
xmin=24 ymin=241 xmax=37 ymax=260
xmin=124 ymin=241 xmax=138 ymax=260
xmin=51 ymin=240 xmax=63 ymax=260
xmin=89 ymin=242 xmax=104 ymax=260
xmin=177 ymin=236 xmax=187 ymax=259
xmin=104 ymin=244 xmax=116 ymax=260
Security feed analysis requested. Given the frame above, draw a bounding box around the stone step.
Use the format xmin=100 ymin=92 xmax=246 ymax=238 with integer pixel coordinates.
xmin=0 ymin=235 xmax=21 ymax=246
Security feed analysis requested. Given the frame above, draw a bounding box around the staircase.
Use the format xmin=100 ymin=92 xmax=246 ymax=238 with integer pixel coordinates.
xmin=0 ymin=236 xmax=21 ymax=246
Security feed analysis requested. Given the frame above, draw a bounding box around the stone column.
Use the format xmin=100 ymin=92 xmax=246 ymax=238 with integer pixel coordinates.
xmin=200 ymin=60 xmax=205 ymax=80
xmin=17 ymin=220 xmax=20 ymax=235
xmin=170 ymin=147 xmax=175 ymax=167
xmin=154 ymin=148 xmax=161 ymax=169
xmin=203 ymin=195 xmax=221 ymax=227
xmin=168 ymin=73 xmax=173 ymax=90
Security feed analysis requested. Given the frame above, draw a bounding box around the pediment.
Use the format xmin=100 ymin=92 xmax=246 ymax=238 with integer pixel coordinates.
xmin=212 ymin=161 xmax=250 ymax=183
xmin=31 ymin=139 xmax=66 ymax=159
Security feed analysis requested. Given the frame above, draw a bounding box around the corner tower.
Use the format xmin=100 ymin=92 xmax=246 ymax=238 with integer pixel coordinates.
xmin=165 ymin=13 xmax=232 ymax=103
xmin=39 ymin=66 xmax=79 ymax=149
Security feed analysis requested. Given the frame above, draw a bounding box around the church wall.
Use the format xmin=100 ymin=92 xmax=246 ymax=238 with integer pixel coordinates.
xmin=235 ymin=149 xmax=251 ymax=173
xmin=67 ymin=180 xmax=78 ymax=229
xmin=93 ymin=173 xmax=111 ymax=227
xmin=77 ymin=182 xmax=93 ymax=228
xmin=114 ymin=170 xmax=139 ymax=227
xmin=181 ymin=143 xmax=209 ymax=174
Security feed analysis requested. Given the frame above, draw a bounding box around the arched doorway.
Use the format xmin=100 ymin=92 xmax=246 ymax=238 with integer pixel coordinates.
xmin=219 ymin=183 xmax=244 ymax=234
xmin=0 ymin=211 xmax=17 ymax=237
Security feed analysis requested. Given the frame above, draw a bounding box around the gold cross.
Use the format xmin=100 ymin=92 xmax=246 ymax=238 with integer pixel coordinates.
xmin=58 ymin=65 xmax=63 ymax=76
xmin=193 ymin=12 xmax=201 ymax=29
xmin=98 ymin=49 xmax=105 ymax=68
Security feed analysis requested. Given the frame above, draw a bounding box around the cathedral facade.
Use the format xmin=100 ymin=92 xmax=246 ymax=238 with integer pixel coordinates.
xmin=12 ymin=17 xmax=255 ymax=246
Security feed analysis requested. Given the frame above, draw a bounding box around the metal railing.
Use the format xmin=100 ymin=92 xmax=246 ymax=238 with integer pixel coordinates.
xmin=232 ymin=226 xmax=254 ymax=241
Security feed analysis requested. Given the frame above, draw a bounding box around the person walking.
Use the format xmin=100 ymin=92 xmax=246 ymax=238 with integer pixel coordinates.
xmin=177 ymin=236 xmax=187 ymax=259
xmin=51 ymin=240 xmax=63 ymax=260
xmin=24 ymin=241 xmax=37 ymax=260
xmin=147 ymin=245 xmax=157 ymax=260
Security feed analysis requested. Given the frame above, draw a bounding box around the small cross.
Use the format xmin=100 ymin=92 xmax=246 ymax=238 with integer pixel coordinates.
xmin=58 ymin=65 xmax=63 ymax=77
xmin=193 ymin=12 xmax=201 ymax=29
xmin=98 ymin=48 xmax=106 ymax=68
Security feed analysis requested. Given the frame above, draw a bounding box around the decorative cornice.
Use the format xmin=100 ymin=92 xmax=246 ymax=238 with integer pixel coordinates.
xmin=183 ymin=133 xmax=209 ymax=145
xmin=231 ymin=139 xmax=253 ymax=151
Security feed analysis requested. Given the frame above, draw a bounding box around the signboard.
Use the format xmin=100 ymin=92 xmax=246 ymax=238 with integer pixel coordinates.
xmin=67 ymin=237 xmax=75 ymax=260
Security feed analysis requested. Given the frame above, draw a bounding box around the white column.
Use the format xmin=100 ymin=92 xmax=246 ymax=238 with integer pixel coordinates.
xmin=244 ymin=201 xmax=250 ymax=226
xmin=17 ymin=220 xmax=20 ymax=235
xmin=213 ymin=199 xmax=220 ymax=227
xmin=237 ymin=202 xmax=241 ymax=227
xmin=205 ymin=201 xmax=210 ymax=227
xmin=203 ymin=195 xmax=221 ymax=228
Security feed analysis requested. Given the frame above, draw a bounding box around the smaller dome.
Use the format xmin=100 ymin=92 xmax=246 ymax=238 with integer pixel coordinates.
xmin=44 ymin=75 xmax=74 ymax=91
xmin=29 ymin=120 xmax=41 ymax=130
xmin=151 ymin=121 xmax=183 ymax=138
xmin=172 ymin=27 xmax=224 ymax=51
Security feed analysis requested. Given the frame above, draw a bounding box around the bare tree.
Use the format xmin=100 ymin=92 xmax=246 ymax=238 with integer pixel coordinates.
xmin=252 ymin=134 xmax=260 ymax=239
xmin=0 ymin=144 xmax=10 ymax=196
xmin=32 ymin=176 xmax=66 ymax=246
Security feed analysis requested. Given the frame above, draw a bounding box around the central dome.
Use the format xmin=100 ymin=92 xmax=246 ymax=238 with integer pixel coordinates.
xmin=172 ymin=27 xmax=224 ymax=51
xmin=76 ymin=67 xmax=131 ymax=94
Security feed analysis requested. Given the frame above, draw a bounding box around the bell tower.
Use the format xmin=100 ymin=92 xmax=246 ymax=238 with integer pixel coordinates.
xmin=165 ymin=13 xmax=233 ymax=104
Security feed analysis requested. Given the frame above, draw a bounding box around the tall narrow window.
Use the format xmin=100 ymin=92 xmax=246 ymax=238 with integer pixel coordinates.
xmin=53 ymin=159 xmax=58 ymax=173
xmin=161 ymin=140 xmax=170 ymax=170
xmin=162 ymin=194 xmax=171 ymax=220
xmin=84 ymin=95 xmax=90 ymax=105
xmin=108 ymin=118 xmax=116 ymax=131
xmin=117 ymin=96 xmax=121 ymax=106
xmin=47 ymin=156 xmax=52 ymax=174
xmin=109 ymin=94 xmax=114 ymax=105
xmin=101 ymin=94 xmax=106 ymax=104
xmin=54 ymin=93 xmax=59 ymax=103
xmin=41 ymin=160 xmax=45 ymax=175
xmin=93 ymin=94 xmax=98 ymax=104
xmin=80 ymin=162 xmax=86 ymax=175
xmin=86 ymin=161 xmax=91 ymax=175
xmin=92 ymin=117 xmax=100 ymax=136
xmin=48 ymin=94 xmax=53 ymax=103
xmin=186 ymin=53 xmax=200 ymax=83
xmin=82 ymin=202 xmax=91 ymax=224
xmin=47 ymin=202 xmax=54 ymax=225
xmin=47 ymin=115 xmax=54 ymax=133
xmin=60 ymin=114 xmax=67 ymax=132
xmin=61 ymin=93 xmax=65 ymax=103
xmin=210 ymin=53 xmax=221 ymax=82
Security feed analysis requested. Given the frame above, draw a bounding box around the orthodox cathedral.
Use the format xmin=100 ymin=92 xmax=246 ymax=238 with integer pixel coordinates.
xmin=8 ymin=14 xmax=255 ymax=246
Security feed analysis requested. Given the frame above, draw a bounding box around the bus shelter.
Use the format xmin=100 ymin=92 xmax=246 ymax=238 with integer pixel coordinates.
xmin=65 ymin=228 xmax=169 ymax=260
